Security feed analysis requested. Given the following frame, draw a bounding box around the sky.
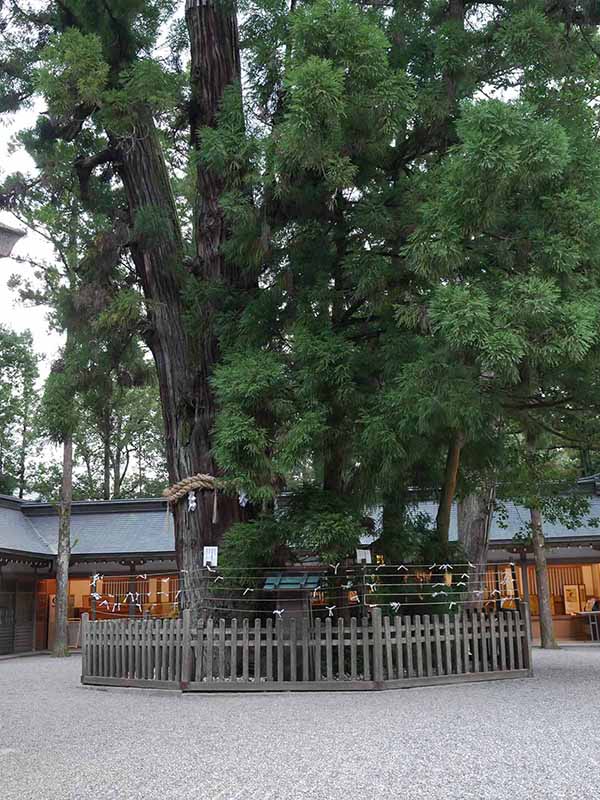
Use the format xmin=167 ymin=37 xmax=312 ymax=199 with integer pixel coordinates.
xmin=0 ymin=106 xmax=64 ymax=378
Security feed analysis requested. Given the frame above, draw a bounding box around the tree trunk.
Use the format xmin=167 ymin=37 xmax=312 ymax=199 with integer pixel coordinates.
xmin=96 ymin=1 xmax=248 ymax=610
xmin=113 ymin=417 xmax=121 ymax=498
xmin=17 ymin=402 xmax=29 ymax=499
xmin=457 ymin=482 xmax=495 ymax=602
xmin=529 ymin=506 xmax=559 ymax=649
xmin=102 ymin=408 xmax=111 ymax=500
xmin=53 ymin=432 xmax=73 ymax=657
xmin=436 ymin=430 xmax=465 ymax=555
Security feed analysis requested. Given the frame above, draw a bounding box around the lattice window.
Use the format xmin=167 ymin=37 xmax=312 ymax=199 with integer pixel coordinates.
xmin=528 ymin=564 xmax=583 ymax=596
xmin=103 ymin=576 xmax=149 ymax=602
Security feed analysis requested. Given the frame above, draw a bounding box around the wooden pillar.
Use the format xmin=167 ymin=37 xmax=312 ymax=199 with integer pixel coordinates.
xmin=31 ymin=567 xmax=38 ymax=652
xmin=520 ymin=550 xmax=534 ymax=659
xmin=91 ymin=573 xmax=97 ymax=621
xmin=128 ymin=563 xmax=137 ymax=618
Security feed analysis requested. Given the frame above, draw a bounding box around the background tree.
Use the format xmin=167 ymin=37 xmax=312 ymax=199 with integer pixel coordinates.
xmin=0 ymin=326 xmax=39 ymax=496
xmin=41 ymin=346 xmax=78 ymax=657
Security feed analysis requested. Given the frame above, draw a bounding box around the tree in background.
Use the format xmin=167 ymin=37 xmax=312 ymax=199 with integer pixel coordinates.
xmin=0 ymin=326 xmax=39 ymax=496
xmin=41 ymin=346 xmax=78 ymax=657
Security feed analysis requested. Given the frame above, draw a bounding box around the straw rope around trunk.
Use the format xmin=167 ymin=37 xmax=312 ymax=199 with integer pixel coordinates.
xmin=162 ymin=474 xmax=222 ymax=523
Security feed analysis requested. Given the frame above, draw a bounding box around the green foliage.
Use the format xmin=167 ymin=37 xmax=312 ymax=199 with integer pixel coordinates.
xmin=41 ymin=357 xmax=80 ymax=443
xmin=0 ymin=327 xmax=39 ymax=494
xmin=221 ymin=486 xmax=367 ymax=569
xmin=35 ymin=29 xmax=109 ymax=114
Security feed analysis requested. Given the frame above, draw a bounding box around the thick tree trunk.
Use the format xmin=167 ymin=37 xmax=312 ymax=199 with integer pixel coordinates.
xmin=53 ymin=433 xmax=72 ymax=657
xmin=114 ymin=110 xmax=242 ymax=610
xmin=457 ymin=482 xmax=495 ymax=602
xmin=529 ymin=506 xmax=559 ymax=649
xmin=98 ymin=1 xmax=248 ymax=611
xmin=436 ymin=430 xmax=465 ymax=555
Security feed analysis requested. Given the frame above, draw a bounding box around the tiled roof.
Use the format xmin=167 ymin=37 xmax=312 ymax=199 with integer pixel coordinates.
xmin=2 ymin=493 xmax=600 ymax=560
xmin=0 ymin=502 xmax=53 ymax=555
xmin=27 ymin=511 xmax=175 ymax=555
xmin=362 ymin=499 xmax=600 ymax=544
xmin=0 ymin=496 xmax=174 ymax=557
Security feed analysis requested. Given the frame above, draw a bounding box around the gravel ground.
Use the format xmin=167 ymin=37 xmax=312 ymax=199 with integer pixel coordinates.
xmin=1 ymin=648 xmax=600 ymax=800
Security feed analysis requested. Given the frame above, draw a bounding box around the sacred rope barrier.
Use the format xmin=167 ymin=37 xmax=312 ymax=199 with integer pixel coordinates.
xmin=162 ymin=473 xmax=222 ymax=522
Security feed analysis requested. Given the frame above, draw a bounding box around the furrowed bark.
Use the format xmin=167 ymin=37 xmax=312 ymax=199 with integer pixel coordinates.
xmin=436 ymin=430 xmax=465 ymax=555
xmin=53 ymin=432 xmax=72 ymax=657
xmin=111 ymin=107 xmax=241 ymax=612
xmin=457 ymin=481 xmax=495 ymax=603
xmin=99 ymin=2 xmax=247 ymax=611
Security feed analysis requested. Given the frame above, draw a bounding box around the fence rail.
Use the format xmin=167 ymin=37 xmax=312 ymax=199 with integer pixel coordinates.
xmin=81 ymin=608 xmax=532 ymax=691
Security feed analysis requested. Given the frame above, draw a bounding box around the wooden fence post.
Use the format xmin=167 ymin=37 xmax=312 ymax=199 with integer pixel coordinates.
xmin=80 ymin=612 xmax=89 ymax=683
xmin=372 ymin=607 xmax=384 ymax=687
xmin=181 ymin=609 xmax=192 ymax=690
xmin=522 ymin=605 xmax=534 ymax=676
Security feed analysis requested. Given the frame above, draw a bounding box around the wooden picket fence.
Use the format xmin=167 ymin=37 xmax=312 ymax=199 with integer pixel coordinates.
xmin=80 ymin=607 xmax=532 ymax=691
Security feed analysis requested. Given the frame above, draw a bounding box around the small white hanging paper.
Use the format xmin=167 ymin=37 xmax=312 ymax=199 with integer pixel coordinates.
xmin=203 ymin=546 xmax=219 ymax=567
xmin=187 ymin=491 xmax=197 ymax=512
xmin=238 ymin=491 xmax=249 ymax=508
xmin=355 ymin=548 xmax=372 ymax=564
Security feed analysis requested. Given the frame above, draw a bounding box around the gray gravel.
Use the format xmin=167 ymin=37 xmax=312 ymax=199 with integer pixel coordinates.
xmin=1 ymin=647 xmax=600 ymax=800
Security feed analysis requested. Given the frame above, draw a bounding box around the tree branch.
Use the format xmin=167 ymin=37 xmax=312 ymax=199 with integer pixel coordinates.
xmin=74 ymin=148 xmax=119 ymax=203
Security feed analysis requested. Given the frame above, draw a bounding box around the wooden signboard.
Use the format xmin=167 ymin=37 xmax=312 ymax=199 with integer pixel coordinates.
xmin=564 ymin=584 xmax=582 ymax=615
